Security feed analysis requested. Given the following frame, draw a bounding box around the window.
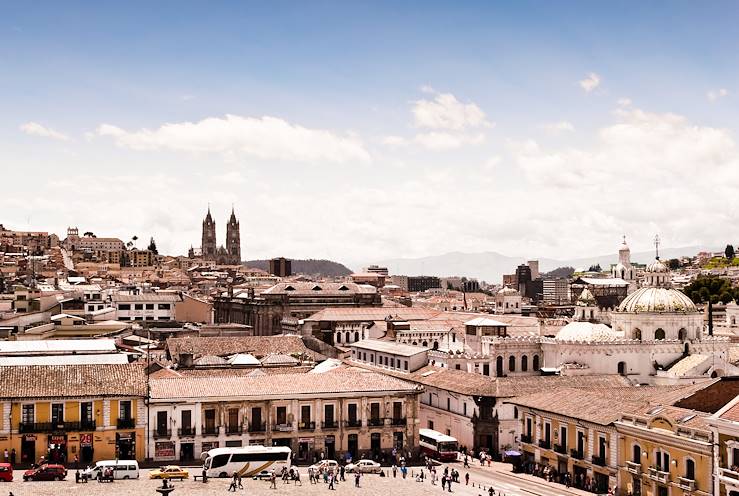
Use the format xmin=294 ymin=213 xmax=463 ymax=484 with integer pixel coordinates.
xmin=22 ymin=404 xmax=34 ymax=424
xmin=145 ymin=303 xmax=154 ymax=310
xmin=685 ymin=459 xmax=695 ymax=480
xmin=655 ymin=449 xmax=670 ymax=471
xmin=509 ymin=356 xmax=516 ymax=372
xmin=428 ymin=420 xmax=434 ymax=430
xmin=81 ymin=402 xmax=93 ymax=423
xmin=525 ymin=417 xmax=532 ymax=437
xmin=483 ymin=364 xmax=490 ymax=376
xmin=632 ymin=444 xmax=641 ymax=464
xmin=119 ymin=400 xmax=132 ymax=420
xmin=521 ymin=355 xmax=528 ymax=372
xmin=533 ymin=355 xmax=540 ymax=371
xmin=598 ymin=436 xmax=607 ymax=459
xmin=496 ymin=356 xmax=504 ymax=376
xmin=544 ymin=422 xmax=551 ymax=443
xmin=51 ymin=403 xmax=64 ymax=424
xmin=324 ymin=404 xmax=335 ymax=424
xmin=134 ymin=304 xmax=143 ymax=310
xmin=463 ymin=403 xmax=467 ymax=416
xmin=158 ymin=303 xmax=170 ymax=310
xmin=404 ymin=361 xmax=408 ymax=370
xmin=447 ymin=398 xmax=451 ymax=411
xmin=655 ymin=328 xmax=666 ymax=340
xmin=118 ymin=304 xmax=131 ymax=310
xmin=560 ymin=426 xmax=567 ymax=450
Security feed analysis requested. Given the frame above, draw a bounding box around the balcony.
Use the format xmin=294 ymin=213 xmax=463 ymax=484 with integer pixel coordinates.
xmin=677 ymin=477 xmax=696 ymax=491
xmin=299 ymin=421 xmax=316 ymax=431
xmin=367 ymin=418 xmax=384 ymax=427
xmin=719 ymin=467 xmax=739 ymax=483
xmin=153 ymin=429 xmax=171 ymax=439
xmin=391 ymin=418 xmax=407 ymax=426
xmin=117 ymin=417 xmax=136 ymax=429
xmin=202 ymin=425 xmax=219 ymax=436
xmin=538 ymin=439 xmax=551 ymax=450
xmin=554 ymin=444 xmax=567 ymax=455
xmin=592 ymin=455 xmax=606 ymax=466
xmin=344 ymin=419 xmax=362 ymax=428
xmin=648 ymin=467 xmax=670 ymax=483
xmin=273 ymin=423 xmax=293 ymax=432
xmin=19 ymin=421 xmax=96 ymax=433
xmin=248 ymin=422 xmax=266 ymax=433
xmin=178 ymin=426 xmax=195 ymax=437
xmin=322 ymin=420 xmax=339 ymax=430
xmin=225 ymin=424 xmax=242 ymax=435
xmin=626 ymin=461 xmax=642 ymax=474
xmin=570 ymin=449 xmax=583 ymax=460
xmin=520 ymin=434 xmax=532 ymax=444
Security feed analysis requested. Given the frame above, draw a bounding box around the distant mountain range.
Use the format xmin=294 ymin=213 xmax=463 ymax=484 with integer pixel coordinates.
xmin=372 ymin=245 xmax=718 ymax=283
xmin=245 ymin=259 xmax=353 ymax=278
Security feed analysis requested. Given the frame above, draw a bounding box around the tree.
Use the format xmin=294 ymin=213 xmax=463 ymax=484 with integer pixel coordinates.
xmin=147 ymin=237 xmax=158 ymax=255
xmin=684 ymin=275 xmax=735 ymax=304
xmin=727 ymin=244 xmax=736 ymax=260
xmin=668 ymin=258 xmax=681 ymax=270
xmin=131 ymin=235 xmax=138 ymax=250
xmin=588 ymin=264 xmax=602 ymax=273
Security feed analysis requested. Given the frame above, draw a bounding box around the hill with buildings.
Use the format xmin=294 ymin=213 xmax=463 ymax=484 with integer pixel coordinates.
xmin=245 ymin=259 xmax=353 ymax=277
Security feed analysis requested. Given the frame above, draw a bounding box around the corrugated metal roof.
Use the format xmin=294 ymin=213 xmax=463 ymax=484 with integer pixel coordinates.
xmin=0 ymin=338 xmax=117 ymax=355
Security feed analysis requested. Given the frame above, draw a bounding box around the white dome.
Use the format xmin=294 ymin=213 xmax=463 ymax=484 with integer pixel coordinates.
xmin=497 ymin=286 xmax=519 ymax=296
xmin=617 ymin=287 xmax=697 ymax=313
xmin=555 ymin=322 xmax=623 ymax=342
xmin=646 ymin=259 xmax=668 ymax=273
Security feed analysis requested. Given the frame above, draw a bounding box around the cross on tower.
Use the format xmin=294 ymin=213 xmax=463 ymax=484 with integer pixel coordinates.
xmin=654 ymin=234 xmax=661 ymax=260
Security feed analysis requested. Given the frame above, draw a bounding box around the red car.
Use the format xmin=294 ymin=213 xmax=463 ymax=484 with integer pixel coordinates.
xmin=23 ymin=464 xmax=67 ymax=481
xmin=0 ymin=463 xmax=12 ymax=482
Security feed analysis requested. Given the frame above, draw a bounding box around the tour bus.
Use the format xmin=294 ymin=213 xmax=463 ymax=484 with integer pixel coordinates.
xmin=203 ymin=446 xmax=292 ymax=478
xmin=419 ymin=428 xmax=459 ymax=462
xmin=82 ymin=459 xmax=140 ymax=480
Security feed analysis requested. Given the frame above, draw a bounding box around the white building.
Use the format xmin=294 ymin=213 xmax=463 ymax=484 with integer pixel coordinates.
xmin=350 ymin=339 xmax=429 ymax=373
xmin=494 ymin=286 xmax=522 ymax=314
xmin=112 ymin=293 xmax=181 ymax=322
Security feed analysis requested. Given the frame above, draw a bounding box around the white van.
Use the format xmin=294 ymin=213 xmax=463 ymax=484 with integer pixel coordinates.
xmin=82 ymin=460 xmax=139 ymax=480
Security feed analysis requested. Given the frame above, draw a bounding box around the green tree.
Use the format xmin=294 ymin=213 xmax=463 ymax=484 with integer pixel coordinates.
xmin=668 ymin=258 xmax=681 ymax=270
xmin=727 ymin=244 xmax=736 ymax=260
xmin=147 ymin=237 xmax=158 ymax=254
xmin=588 ymin=264 xmax=602 ymax=272
xmin=684 ymin=275 xmax=734 ymax=304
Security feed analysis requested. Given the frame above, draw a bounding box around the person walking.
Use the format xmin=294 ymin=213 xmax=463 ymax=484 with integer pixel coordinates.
xmin=270 ymin=470 xmax=277 ymax=489
xmin=340 ymin=465 xmax=345 ymax=481
xmin=393 ymin=464 xmax=397 ymax=478
xmin=328 ymin=473 xmax=335 ymax=490
xmin=354 ymin=471 xmax=361 ymax=487
xmin=441 ymin=475 xmax=447 ymax=491
xmin=489 ymin=486 xmax=495 ymax=496
xmin=228 ymin=473 xmax=237 ymax=492
xmin=464 ymin=455 xmax=469 ymax=468
xmin=9 ymin=449 xmax=15 ymax=467
xmin=465 ymin=473 xmax=470 ymax=485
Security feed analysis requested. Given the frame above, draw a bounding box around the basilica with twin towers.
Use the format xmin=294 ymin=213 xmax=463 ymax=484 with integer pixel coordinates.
xmin=188 ymin=206 xmax=242 ymax=265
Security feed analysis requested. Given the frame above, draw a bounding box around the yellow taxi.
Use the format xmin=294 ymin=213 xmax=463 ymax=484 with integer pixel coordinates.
xmin=148 ymin=465 xmax=190 ymax=480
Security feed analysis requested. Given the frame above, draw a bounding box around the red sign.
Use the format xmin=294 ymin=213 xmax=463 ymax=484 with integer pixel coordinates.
xmin=155 ymin=442 xmax=175 ymax=458
xmin=50 ymin=435 xmax=66 ymax=444
xmin=80 ymin=434 xmax=92 ymax=447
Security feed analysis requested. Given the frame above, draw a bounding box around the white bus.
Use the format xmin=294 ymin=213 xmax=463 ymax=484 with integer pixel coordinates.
xmin=419 ymin=428 xmax=459 ymax=462
xmin=203 ymin=446 xmax=291 ymax=478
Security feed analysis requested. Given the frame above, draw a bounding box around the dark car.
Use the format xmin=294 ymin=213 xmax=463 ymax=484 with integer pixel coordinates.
xmin=23 ymin=464 xmax=67 ymax=481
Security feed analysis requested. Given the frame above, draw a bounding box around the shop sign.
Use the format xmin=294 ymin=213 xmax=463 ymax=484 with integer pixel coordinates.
xmin=201 ymin=441 xmax=219 ymax=452
xmin=23 ymin=435 xmax=36 ymax=441
xmin=50 ymin=435 xmax=66 ymax=444
xmin=155 ymin=442 xmax=175 ymax=458
xmin=80 ymin=434 xmax=92 ymax=447
xmin=298 ymin=438 xmax=314 ymax=444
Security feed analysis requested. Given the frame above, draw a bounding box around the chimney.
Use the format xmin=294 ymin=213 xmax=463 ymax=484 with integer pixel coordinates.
xmin=708 ymin=301 xmax=714 ymax=336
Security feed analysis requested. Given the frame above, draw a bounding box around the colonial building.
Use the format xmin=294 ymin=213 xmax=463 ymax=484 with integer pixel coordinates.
xmin=147 ymin=369 xmax=421 ymax=464
xmin=707 ymin=394 xmax=739 ymax=496
xmin=0 ymin=364 xmax=146 ymax=465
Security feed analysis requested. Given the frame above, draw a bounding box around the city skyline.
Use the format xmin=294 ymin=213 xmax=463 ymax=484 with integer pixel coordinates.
xmin=3 ymin=1 xmax=739 ymax=264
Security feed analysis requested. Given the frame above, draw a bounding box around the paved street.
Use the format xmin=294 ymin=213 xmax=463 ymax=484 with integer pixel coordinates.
xmin=0 ymin=462 xmax=595 ymax=496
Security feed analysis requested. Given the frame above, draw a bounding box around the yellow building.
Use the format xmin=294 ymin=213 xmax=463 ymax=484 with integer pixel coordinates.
xmin=708 ymin=394 xmax=739 ymax=496
xmin=616 ymin=405 xmax=711 ymax=496
xmin=0 ymin=364 xmax=146 ymax=465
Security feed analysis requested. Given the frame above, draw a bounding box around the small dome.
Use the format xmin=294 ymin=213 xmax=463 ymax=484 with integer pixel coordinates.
xmin=497 ymin=285 xmax=519 ymax=296
xmin=617 ymin=287 xmax=697 ymax=313
xmin=556 ymin=322 xmax=622 ymax=342
xmin=646 ymin=258 xmax=668 ymax=273
xmin=576 ymin=288 xmax=597 ymax=306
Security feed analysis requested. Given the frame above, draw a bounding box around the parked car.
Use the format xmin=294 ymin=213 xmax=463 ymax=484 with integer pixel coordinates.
xmin=149 ymin=465 xmax=189 ymax=480
xmin=23 ymin=464 xmax=67 ymax=481
xmin=308 ymin=460 xmax=339 ymax=472
xmin=0 ymin=463 xmax=12 ymax=482
xmin=345 ymin=459 xmax=382 ymax=474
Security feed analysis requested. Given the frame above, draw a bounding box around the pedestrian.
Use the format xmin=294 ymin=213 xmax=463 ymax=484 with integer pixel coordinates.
xmin=228 ymin=475 xmax=237 ymax=492
xmin=238 ymin=473 xmax=243 ymax=489
xmin=295 ymin=469 xmax=302 ymax=486
xmin=3 ymin=449 xmax=7 ymax=463
xmin=441 ymin=475 xmax=447 ymax=490
xmin=465 ymin=473 xmax=469 ymax=485
xmin=489 ymin=486 xmax=495 ymax=496
xmin=464 ymin=455 xmax=469 ymax=468
xmin=393 ymin=464 xmax=397 ymax=478
xmin=355 ymin=471 xmax=361 ymax=487
xmin=270 ymin=470 xmax=277 ymax=489
xmin=202 ymin=466 xmax=208 ymax=483
xmin=10 ymin=449 xmax=15 ymax=467
xmin=340 ymin=465 xmax=345 ymax=481
xmin=328 ymin=473 xmax=335 ymax=490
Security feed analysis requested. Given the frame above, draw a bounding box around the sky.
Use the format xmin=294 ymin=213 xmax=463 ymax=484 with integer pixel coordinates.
xmin=2 ymin=1 xmax=739 ymax=268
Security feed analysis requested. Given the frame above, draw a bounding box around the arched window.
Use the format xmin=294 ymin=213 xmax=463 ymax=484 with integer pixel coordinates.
xmin=521 ymin=355 xmax=528 ymax=372
xmin=496 ymin=356 xmax=504 ymax=376
xmin=685 ymin=458 xmax=695 ymax=480
xmin=509 ymin=356 xmax=516 ymax=372
xmin=655 ymin=328 xmax=666 ymax=340
xmin=634 ymin=328 xmax=642 ymax=340
xmin=336 ymin=333 xmax=341 ymax=343
xmin=618 ymin=361 xmax=626 ymax=375
xmin=678 ymin=328 xmax=687 ymax=341
xmin=422 ymin=341 xmax=428 ymax=347
xmin=354 ymin=331 xmax=360 ymax=342
xmin=732 ymin=316 xmax=737 ymax=325
xmin=632 ymin=444 xmax=641 ymax=464
xmin=432 ymin=341 xmax=439 ymax=350
xmin=412 ymin=341 xmax=417 ymax=346
xmin=533 ymin=355 xmax=540 ymax=371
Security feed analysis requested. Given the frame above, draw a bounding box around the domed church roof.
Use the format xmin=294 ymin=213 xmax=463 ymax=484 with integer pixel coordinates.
xmin=576 ymin=288 xmax=597 ymax=306
xmin=617 ymin=287 xmax=697 ymax=314
xmin=497 ymin=285 xmax=519 ymax=296
xmin=646 ymin=258 xmax=669 ymax=273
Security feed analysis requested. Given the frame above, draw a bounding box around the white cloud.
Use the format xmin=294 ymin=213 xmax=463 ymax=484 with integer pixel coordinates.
xmin=19 ymin=122 xmax=69 ymax=141
xmin=707 ymin=88 xmax=729 ymax=102
xmin=413 ymin=131 xmax=485 ymax=150
xmin=579 ymin=72 xmax=601 ymax=93
xmin=412 ymin=92 xmax=492 ymax=130
xmin=542 ymin=121 xmax=575 ymax=133
xmin=617 ymin=98 xmax=632 ymax=107
xmin=97 ymin=114 xmax=371 ymax=163
xmin=381 ymin=135 xmax=408 ymax=146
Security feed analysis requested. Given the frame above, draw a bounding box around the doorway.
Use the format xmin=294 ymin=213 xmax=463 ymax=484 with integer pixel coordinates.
xmin=348 ymin=434 xmax=358 ymax=461
xmin=180 ymin=443 xmax=194 ymax=462
xmin=21 ymin=436 xmax=35 ymax=464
